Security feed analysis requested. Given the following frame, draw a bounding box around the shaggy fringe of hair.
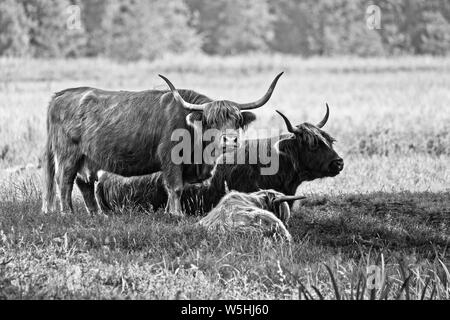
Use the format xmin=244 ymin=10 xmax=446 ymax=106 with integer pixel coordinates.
xmin=298 ymin=123 xmax=335 ymax=148
xmin=203 ymin=101 xmax=244 ymax=129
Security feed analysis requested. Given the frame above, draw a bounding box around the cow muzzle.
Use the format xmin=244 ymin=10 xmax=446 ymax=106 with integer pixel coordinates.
xmin=329 ymin=158 xmax=344 ymax=174
xmin=220 ymin=134 xmax=240 ymax=150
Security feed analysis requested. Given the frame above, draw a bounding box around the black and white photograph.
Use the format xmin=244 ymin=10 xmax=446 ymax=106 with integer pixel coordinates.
xmin=0 ymin=0 xmax=449 ymax=305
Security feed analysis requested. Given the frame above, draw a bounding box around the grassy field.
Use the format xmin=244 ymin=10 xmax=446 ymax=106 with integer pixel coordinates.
xmin=0 ymin=55 xmax=449 ymax=299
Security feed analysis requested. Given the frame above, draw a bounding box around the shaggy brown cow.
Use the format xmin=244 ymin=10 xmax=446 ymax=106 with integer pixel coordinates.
xmin=197 ymin=189 xmax=306 ymax=241
xmin=41 ymin=73 xmax=283 ymax=216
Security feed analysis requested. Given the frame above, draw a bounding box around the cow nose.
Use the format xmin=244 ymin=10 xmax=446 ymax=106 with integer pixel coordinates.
xmin=330 ymin=158 xmax=344 ymax=172
xmin=222 ymin=136 xmax=238 ymax=148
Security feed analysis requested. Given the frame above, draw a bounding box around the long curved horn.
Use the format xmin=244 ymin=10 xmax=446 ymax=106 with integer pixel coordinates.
xmin=316 ymin=103 xmax=330 ymax=128
xmin=224 ymin=181 xmax=230 ymax=194
xmin=273 ymin=195 xmax=307 ymax=204
xmin=236 ymin=72 xmax=284 ymax=110
xmin=276 ymin=110 xmax=298 ymax=134
xmin=159 ymin=75 xmax=208 ymax=111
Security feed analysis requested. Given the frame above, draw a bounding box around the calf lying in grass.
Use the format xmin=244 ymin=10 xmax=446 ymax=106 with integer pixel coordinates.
xmin=197 ymin=189 xmax=306 ymax=241
xmin=95 ymin=169 xmax=210 ymax=213
xmin=95 ymin=170 xmax=166 ymax=213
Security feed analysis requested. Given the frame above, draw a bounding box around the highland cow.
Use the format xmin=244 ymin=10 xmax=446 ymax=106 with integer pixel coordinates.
xmin=197 ymin=189 xmax=306 ymax=241
xmin=94 ymin=167 xmax=211 ymax=213
xmin=41 ymin=73 xmax=283 ymax=216
xmin=184 ymin=104 xmax=344 ymax=213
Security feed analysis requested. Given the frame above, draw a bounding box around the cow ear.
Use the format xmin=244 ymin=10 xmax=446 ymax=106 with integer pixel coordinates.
xmin=267 ymin=191 xmax=275 ymax=200
xmin=242 ymin=112 xmax=257 ymax=128
xmin=278 ymin=202 xmax=291 ymax=225
xmin=266 ymin=192 xmax=276 ymax=206
xmin=186 ymin=112 xmax=203 ymax=128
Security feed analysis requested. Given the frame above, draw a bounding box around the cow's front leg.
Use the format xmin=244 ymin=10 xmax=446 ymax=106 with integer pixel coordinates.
xmin=163 ymin=164 xmax=184 ymax=217
xmin=166 ymin=187 xmax=184 ymax=217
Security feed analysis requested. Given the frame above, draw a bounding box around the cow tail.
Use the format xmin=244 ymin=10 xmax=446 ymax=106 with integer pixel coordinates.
xmin=41 ymin=136 xmax=56 ymax=213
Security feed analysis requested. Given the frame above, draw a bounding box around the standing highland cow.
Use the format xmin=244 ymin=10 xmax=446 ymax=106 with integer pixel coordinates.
xmin=42 ymin=73 xmax=283 ymax=216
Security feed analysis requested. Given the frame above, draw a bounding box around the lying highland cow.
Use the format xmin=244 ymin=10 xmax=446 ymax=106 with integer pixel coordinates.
xmin=183 ymin=104 xmax=344 ymax=214
xmin=95 ymin=170 xmax=166 ymax=212
xmin=197 ymin=189 xmax=306 ymax=241
xmin=95 ymin=166 xmax=212 ymax=213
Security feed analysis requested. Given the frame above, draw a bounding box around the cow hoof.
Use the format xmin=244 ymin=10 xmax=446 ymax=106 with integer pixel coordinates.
xmin=168 ymin=210 xmax=185 ymax=217
xmin=41 ymin=207 xmax=51 ymax=215
xmin=173 ymin=212 xmax=185 ymax=218
xmin=90 ymin=210 xmax=108 ymax=219
xmin=41 ymin=202 xmax=57 ymax=215
xmin=60 ymin=210 xmax=72 ymax=216
xmin=98 ymin=212 xmax=109 ymax=219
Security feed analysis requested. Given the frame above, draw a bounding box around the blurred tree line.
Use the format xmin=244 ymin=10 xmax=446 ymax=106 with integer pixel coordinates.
xmin=0 ymin=0 xmax=449 ymax=60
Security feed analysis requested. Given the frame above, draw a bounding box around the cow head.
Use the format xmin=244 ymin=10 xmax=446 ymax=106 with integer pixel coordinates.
xmin=159 ymin=73 xmax=283 ymax=152
xmin=276 ymin=104 xmax=344 ymax=181
xmin=254 ymin=189 xmax=306 ymax=225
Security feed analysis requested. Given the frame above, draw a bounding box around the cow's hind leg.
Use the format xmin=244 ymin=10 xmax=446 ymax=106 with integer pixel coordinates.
xmin=76 ymin=178 xmax=98 ymax=215
xmin=55 ymin=157 xmax=79 ymax=214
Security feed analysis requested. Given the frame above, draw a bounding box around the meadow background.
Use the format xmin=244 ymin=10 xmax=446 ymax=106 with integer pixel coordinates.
xmin=0 ymin=0 xmax=449 ymax=300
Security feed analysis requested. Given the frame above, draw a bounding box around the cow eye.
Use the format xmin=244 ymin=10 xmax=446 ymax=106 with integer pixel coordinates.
xmin=309 ymin=142 xmax=319 ymax=151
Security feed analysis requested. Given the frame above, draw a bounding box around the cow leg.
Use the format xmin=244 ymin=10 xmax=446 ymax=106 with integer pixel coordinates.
xmin=162 ymin=165 xmax=184 ymax=216
xmin=76 ymin=178 xmax=98 ymax=215
xmin=56 ymin=162 xmax=78 ymax=214
xmin=166 ymin=187 xmax=183 ymax=216
xmin=158 ymin=140 xmax=186 ymax=216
